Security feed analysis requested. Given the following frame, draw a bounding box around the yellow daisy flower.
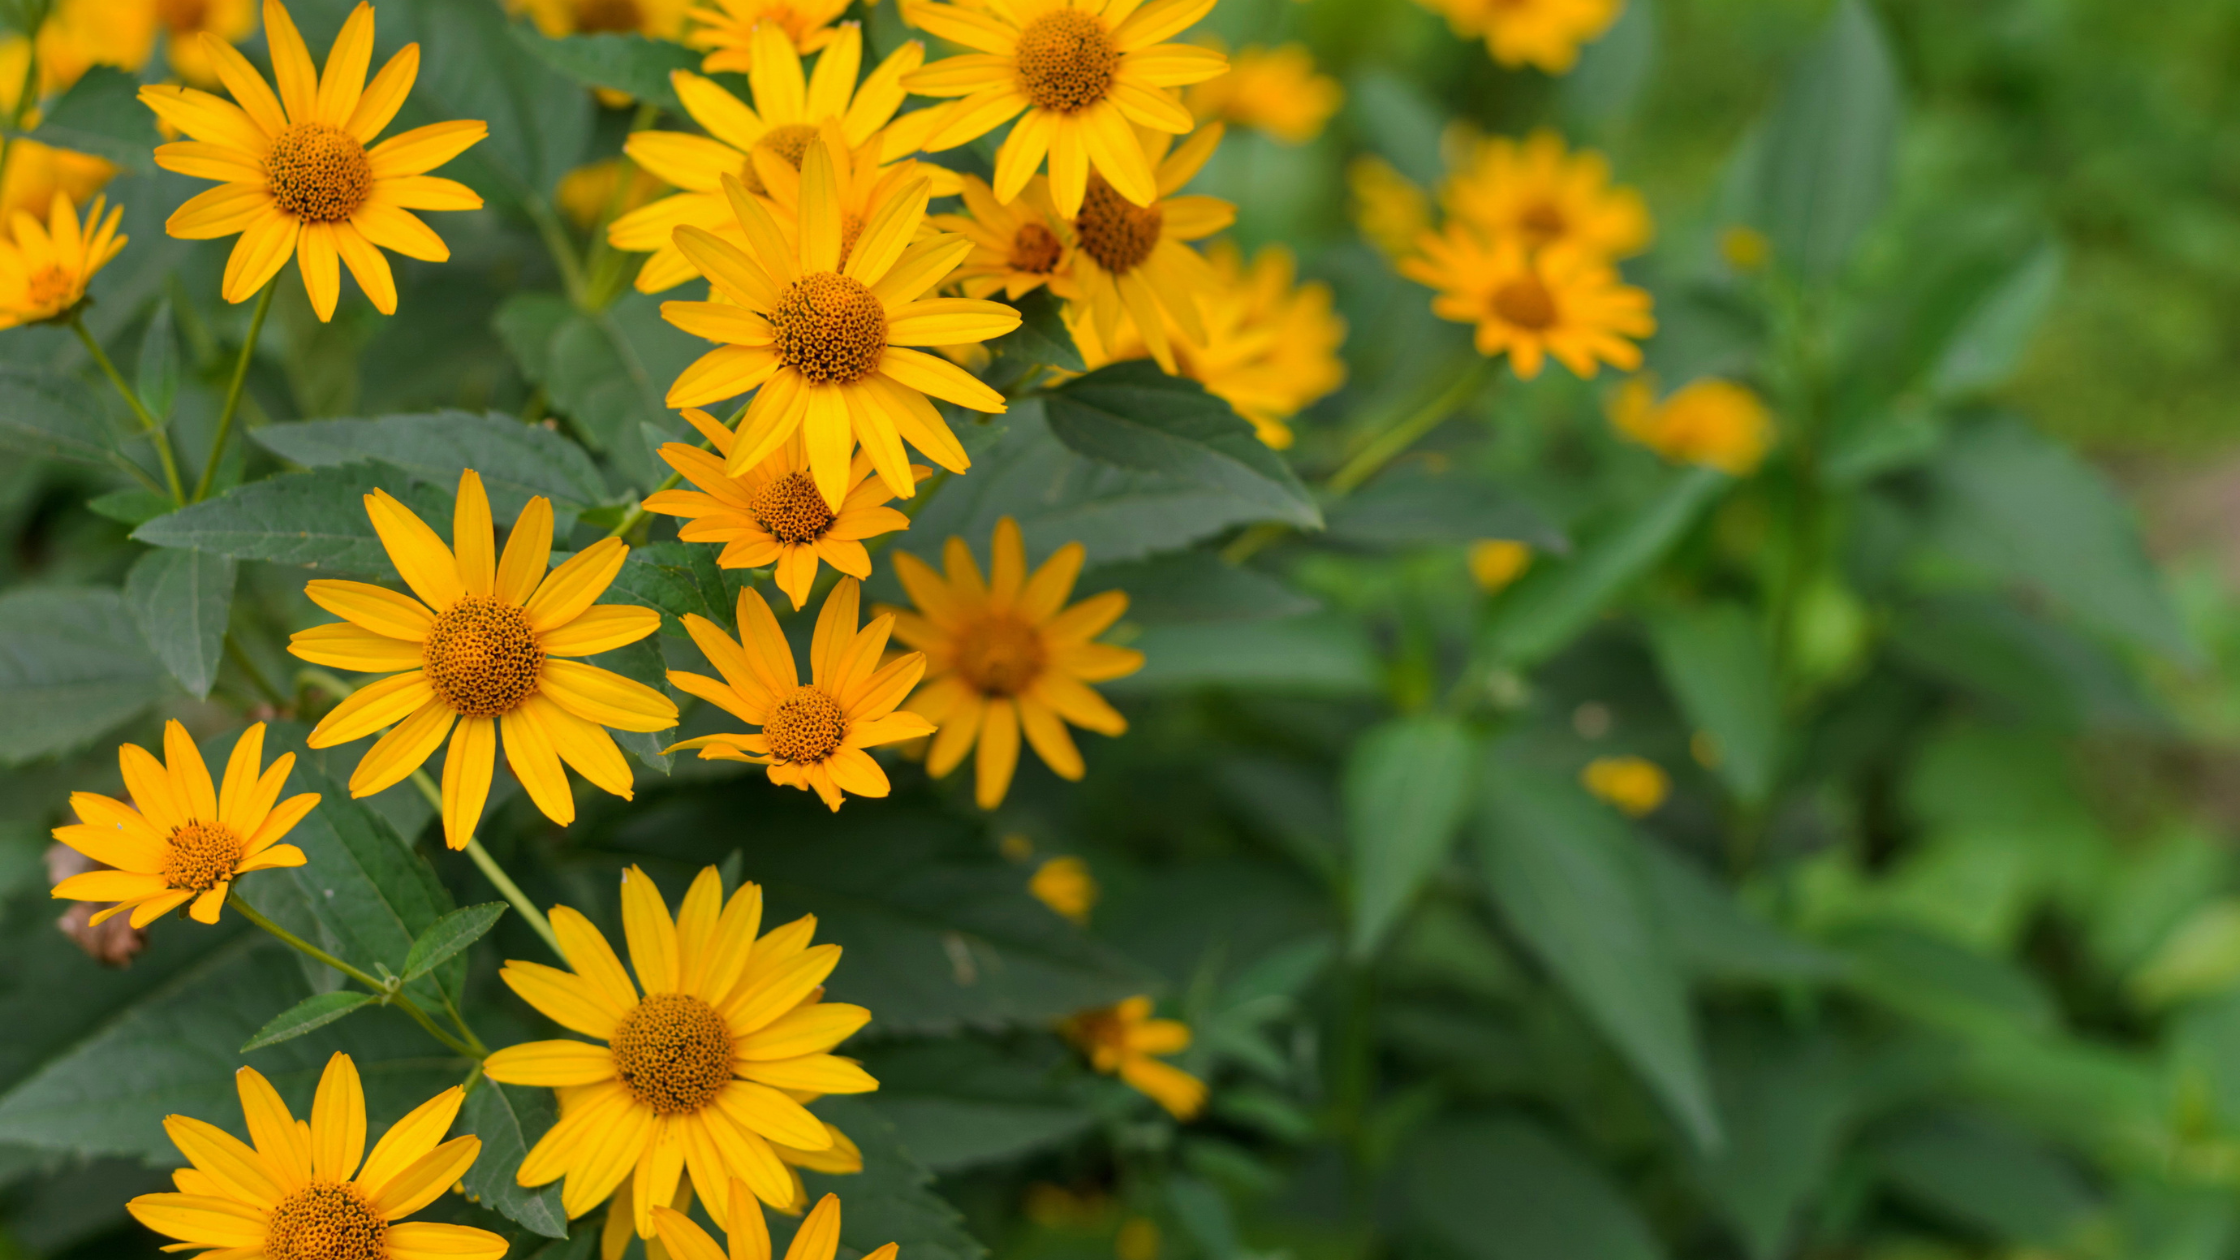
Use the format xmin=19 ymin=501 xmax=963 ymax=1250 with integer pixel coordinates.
xmin=666 ymin=579 xmax=936 ymax=810
xmin=515 ymin=0 xmax=693 ymax=38
xmin=38 ymin=0 xmax=159 ymax=94
xmin=0 ymin=190 xmax=126 ymax=329
xmin=660 ymin=1185 xmax=892 ymax=1260
xmin=1347 ymin=153 xmax=1430 ymax=260
xmin=556 ymin=156 xmax=670 ymax=230
xmin=1467 ymin=539 xmax=1532 ymax=593
xmin=140 ymin=0 xmax=490 ymax=322
xmin=157 ymin=0 xmax=258 ymax=89
xmin=128 ymin=1055 xmax=504 ymax=1260
xmin=1607 ymin=375 xmax=1774 ymax=475
xmin=929 ymin=173 xmax=1078 ymax=301
xmin=886 ymin=517 xmax=1143 ymax=810
xmin=688 ymin=0 xmax=855 ymax=63
xmin=1581 ymin=753 xmax=1668 ymax=816
xmin=1419 ymin=0 xmax=1623 ymax=74
xmin=0 ymin=38 xmax=118 ymax=223
xmin=643 ymin=406 xmax=921 ymax=610
xmin=48 ymin=721 xmax=316 ymax=928
xmin=1184 ymin=42 xmax=1341 ymax=145
xmin=1442 ymin=129 xmax=1650 ymax=261
xmin=899 ymin=0 xmax=1228 ymax=216
xmin=1029 ymin=854 xmax=1098 ymax=923
xmin=1062 ymin=123 xmax=1231 ymax=375
xmin=482 ymin=866 xmax=880 ymax=1234
xmin=1061 ymin=996 xmax=1204 ymax=1119
xmin=660 ymin=143 xmax=1019 ymax=511
xmin=287 ymin=469 xmax=677 ymax=848
xmin=1399 ymin=229 xmax=1653 ymax=380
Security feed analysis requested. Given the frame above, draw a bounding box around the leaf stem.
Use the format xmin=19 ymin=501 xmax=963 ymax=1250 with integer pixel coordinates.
xmin=194 ymin=276 xmax=277 ymax=503
xmin=70 ymin=314 xmax=184 ymax=503
xmin=227 ymin=892 xmax=483 ymax=1059
xmin=406 ymin=768 xmax=562 ymax=959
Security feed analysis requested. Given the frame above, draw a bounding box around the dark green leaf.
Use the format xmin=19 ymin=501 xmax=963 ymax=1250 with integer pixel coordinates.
xmin=133 ymin=465 xmax=455 ymax=577
xmin=124 ymin=548 xmax=237 ymax=700
xmin=135 ymin=301 xmax=178 ymax=423
xmin=986 ymin=288 xmax=1085 ymax=374
xmin=1930 ymin=242 xmax=2064 ymax=398
xmin=387 ymin=0 xmax=593 ymax=199
xmin=511 ymin=27 xmax=697 ymax=113
xmin=239 ymin=991 xmax=376 ymax=1052
xmin=0 ymin=587 xmax=164 ymax=765
xmin=1638 ymin=843 xmax=1843 ymax=984
xmin=401 ymin=903 xmax=507 ymax=983
xmin=1397 ymin=1115 xmax=1667 ymax=1260
xmin=605 ymin=541 xmax=728 ymax=635
xmin=1743 ymin=0 xmax=1900 ymax=279
xmin=87 ymin=490 xmax=176 ymax=526
xmin=1687 ymin=1024 xmax=1880 ymax=1260
xmin=1647 ymin=602 xmax=1780 ymax=804
xmin=459 ymin=1081 xmax=569 ymax=1238
xmin=253 ymin=410 xmax=608 ymax=524
xmin=1832 ymin=921 xmax=2058 ymax=1037
xmin=788 ymin=1097 xmax=985 ymax=1260
xmin=0 ymin=366 xmax=110 ymax=466
xmin=1073 ymin=551 xmax=1317 ymax=624
xmin=1347 ymin=716 xmax=1476 ymax=955
xmin=25 ymin=67 xmax=159 ymax=170
xmin=857 ymin=1039 xmax=1094 ymax=1173
xmin=497 ymin=293 xmax=699 ymax=487
xmin=1325 ymin=464 xmax=1565 ymax=550
xmin=1107 ymin=615 xmax=1379 ymax=695
xmin=1873 ymin=1110 xmax=2098 ymax=1246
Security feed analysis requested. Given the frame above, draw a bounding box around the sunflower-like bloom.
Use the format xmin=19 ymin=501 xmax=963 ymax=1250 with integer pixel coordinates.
xmin=515 ymin=0 xmax=692 ymax=38
xmin=1581 ymin=753 xmax=1668 ymax=816
xmin=157 ymin=0 xmax=258 ymax=88
xmin=611 ymin=23 xmax=923 ymax=293
xmin=887 ymin=518 xmax=1142 ymax=809
xmin=689 ymin=0 xmax=855 ymax=61
xmin=126 ymin=1055 xmax=506 ymax=1260
xmin=668 ymin=579 xmax=935 ymax=810
xmin=930 ymin=173 xmax=1078 ymax=301
xmin=1467 ymin=539 xmax=1531 ymax=593
xmin=1184 ymin=42 xmax=1341 ymax=145
xmin=644 ymin=407 xmax=920 ymax=610
xmin=1607 ymin=375 xmax=1773 ymax=475
xmin=1347 ymin=154 xmax=1431 ymax=260
xmin=659 ymin=1185 xmax=893 ymax=1260
xmin=49 ymin=721 xmax=316 ymax=928
xmin=1417 ymin=0 xmax=1623 ymax=74
xmin=1061 ymin=124 xmax=1230 ymax=374
xmin=140 ymin=0 xmax=489 ymax=321
xmin=1400 ymin=229 xmax=1652 ymax=380
xmin=1030 ymin=855 xmax=1098 ymax=923
xmin=661 ymin=143 xmax=1019 ymax=511
xmin=1061 ymin=996 xmax=1204 ymax=1119
xmin=287 ymin=469 xmax=677 ymax=847
xmin=1442 ymin=129 xmax=1650 ymax=261
xmin=899 ymin=0 xmax=1227 ymax=216
xmin=0 ymin=191 xmax=125 ymax=328
xmin=35 ymin=0 xmax=158 ymax=93
xmin=483 ymin=866 xmax=880 ymax=1234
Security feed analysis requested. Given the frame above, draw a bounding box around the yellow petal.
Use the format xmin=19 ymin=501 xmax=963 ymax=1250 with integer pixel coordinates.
xmin=541 ymin=659 xmax=679 ymax=734
xmin=355 ymin=1085 xmax=465 ymax=1203
xmin=439 ymin=715 xmax=495 ymax=851
xmin=310 ymin=1052 xmax=367 ymax=1183
xmin=369 ymin=120 xmax=489 ymax=179
xmin=480 ymin=1039 xmax=619 ymax=1088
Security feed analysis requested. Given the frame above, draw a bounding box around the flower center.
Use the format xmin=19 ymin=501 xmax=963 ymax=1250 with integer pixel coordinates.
xmin=1492 ymin=276 xmax=1558 ymax=331
xmin=265 ymin=1182 xmax=387 ymax=1260
xmin=1009 ymin=221 xmax=1064 ymax=274
xmin=1014 ymin=8 xmax=1119 ymax=114
xmin=955 ymin=613 xmax=1046 ymax=696
xmin=741 ymin=122 xmax=820 ymax=196
xmin=266 ymin=123 xmax=373 ymax=224
xmin=750 ymin=471 xmax=837 ymax=544
xmin=769 ymin=272 xmax=887 ymax=384
xmin=1074 ymin=177 xmax=1162 ymax=275
xmin=23 ymin=263 xmax=75 ymax=314
xmin=423 ymin=596 xmax=546 ymax=718
xmin=160 ymin=821 xmax=245 ymax=894
xmin=763 ymin=685 xmax=848 ymax=764
xmin=155 ymin=0 xmax=209 ymax=32
xmin=611 ymin=992 xmax=735 ymax=1115
xmin=1518 ymin=200 xmax=1567 ymax=245
xmin=574 ymin=0 xmax=644 ymax=32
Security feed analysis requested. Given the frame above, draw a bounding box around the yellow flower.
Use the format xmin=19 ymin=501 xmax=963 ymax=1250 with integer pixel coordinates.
xmin=610 ymin=23 xmax=924 ymax=293
xmin=1608 ymin=375 xmax=1773 ymax=475
xmin=0 ymin=190 xmax=125 ymax=328
xmin=48 ymin=720 xmax=316 ymax=928
xmin=1720 ymin=224 xmax=1770 ymax=272
xmin=688 ymin=0 xmax=856 ymax=63
xmin=0 ymin=138 xmax=115 ymax=229
xmin=1184 ymin=42 xmax=1340 ymax=144
xmin=597 ymin=1113 xmax=860 ymax=1250
xmin=38 ymin=0 xmax=159 ymax=94
xmin=1581 ymin=754 xmax=1667 ymax=816
xmin=515 ymin=0 xmax=692 ymax=38
xmin=556 ymin=156 xmax=670 ymax=230
xmin=140 ymin=0 xmax=489 ymax=322
xmin=886 ymin=517 xmax=1143 ymax=810
xmin=666 ymin=579 xmax=936 ymax=810
xmin=929 ymin=173 xmax=1079 ymax=301
xmin=660 ymin=142 xmax=1019 ymax=511
xmin=1061 ymin=996 xmax=1204 ymax=1119
xmin=1030 ymin=855 xmax=1098 ymax=923
xmin=156 ymin=0 xmax=258 ymax=89
xmin=482 ymin=866 xmax=879 ymax=1233
xmin=1116 ymin=1217 xmax=1163 ymax=1260
xmin=1442 ymin=129 xmax=1649 ymax=261
xmin=1061 ymin=124 xmax=1231 ymax=375
xmin=1346 ymin=154 xmax=1429 ymax=259
xmin=1467 ymin=539 xmax=1531 ymax=593
xmin=126 ymin=1054 xmax=506 ymax=1260
xmin=287 ymin=469 xmax=677 ymax=848
xmin=1418 ymin=0 xmax=1623 ymax=74
xmin=899 ymin=0 xmax=1228 ymax=217
xmin=1400 ymin=229 xmax=1653 ymax=380
xmin=654 ymin=1186 xmax=894 ymax=1260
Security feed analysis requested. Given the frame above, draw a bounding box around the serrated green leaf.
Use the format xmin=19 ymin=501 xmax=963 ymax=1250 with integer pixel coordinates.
xmin=1347 ymin=716 xmax=1477 ymax=955
xmin=459 ymin=1081 xmax=568 ymax=1238
xmin=132 ymin=465 xmax=455 ymax=576
xmin=124 ymin=548 xmax=237 ymax=700
xmin=0 ymin=366 xmax=110 ymax=466
xmin=0 ymin=587 xmax=164 ymax=765
xmin=86 ymin=490 xmax=176 ymax=526
xmin=1073 ymin=551 xmax=1317 ymax=624
xmin=511 ymin=27 xmax=697 ymax=113
xmin=786 ymin=1097 xmax=985 ymax=1260
xmin=401 ymin=903 xmax=507 ymax=983
xmin=252 ymin=410 xmax=607 ymax=523
xmin=24 ymin=67 xmax=158 ymax=170
xmin=605 ymin=541 xmax=726 ymax=634
xmin=858 ymin=1039 xmax=1094 ymax=1173
xmin=1399 ymin=1116 xmax=1667 ymax=1260
xmin=135 ymin=301 xmax=178 ymax=423
xmin=986 ymin=288 xmax=1085 ymax=374
xmin=240 ymin=991 xmax=376 ymax=1052
xmin=497 ymin=293 xmax=699 ymax=487
xmin=385 ymin=0 xmax=592 ymax=199
xmin=1647 ymin=602 xmax=1780 ymax=805
xmin=1326 ymin=465 xmax=1565 ymax=551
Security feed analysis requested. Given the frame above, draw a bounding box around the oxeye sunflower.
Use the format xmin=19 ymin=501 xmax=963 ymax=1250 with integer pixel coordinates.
xmin=667 ymin=579 xmax=936 ymax=811
xmin=1417 ymin=0 xmax=1623 ymax=74
xmin=643 ymin=406 xmax=921 ymax=610
xmin=1441 ymin=129 xmax=1650 ymax=261
xmin=126 ymin=1054 xmax=506 ymax=1260
xmin=483 ymin=866 xmax=880 ymax=1235
xmin=1399 ymin=229 xmax=1653 ymax=380
xmin=930 ymin=173 xmax=1078 ymax=301
xmin=661 ymin=143 xmax=1019 ymax=512
xmin=687 ymin=0 xmax=855 ymax=62
xmin=157 ymin=0 xmax=257 ymax=90
xmin=1061 ymin=996 xmax=1204 ymax=1119
xmin=597 ymin=1104 xmax=861 ymax=1249
xmin=1062 ymin=123 xmax=1231 ymax=375
xmin=140 ymin=0 xmax=489 ymax=322
xmin=0 ymin=190 xmax=125 ymax=328
xmin=654 ymin=1184 xmax=896 ymax=1260
xmin=1607 ymin=375 xmax=1774 ymax=476
xmin=287 ymin=469 xmax=677 ymax=847
xmin=1183 ymin=41 xmax=1342 ymax=145
xmin=885 ymin=517 xmax=1144 ymax=810
xmin=48 ymin=721 xmax=317 ymax=928
xmin=899 ymin=0 xmax=1228 ymax=217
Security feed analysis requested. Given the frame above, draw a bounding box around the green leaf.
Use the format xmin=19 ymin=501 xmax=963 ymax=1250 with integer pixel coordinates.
xmin=136 ymin=301 xmax=179 ymax=423
xmin=239 ymin=991 xmax=377 ymax=1052
xmin=1647 ymin=602 xmax=1780 ymax=804
xmin=459 ymin=1081 xmax=569 ymax=1238
xmin=0 ymin=587 xmax=164 ymax=765
xmin=1687 ymin=1023 xmax=1878 ymax=1260
xmin=401 ymin=903 xmax=507 ymax=983
xmin=787 ymin=1097 xmax=985 ymax=1260
xmin=1930 ymin=241 xmax=2065 ymax=398
xmin=511 ymin=26 xmax=698 ymax=113
xmin=253 ymin=410 xmax=608 ymax=524
xmin=1107 ymin=615 xmax=1379 ymax=695
xmin=87 ymin=490 xmax=176 ymax=526
xmin=1872 ymin=1110 xmax=2099 ymax=1246
xmin=605 ymin=540 xmax=731 ymax=635
xmin=496 ymin=293 xmax=699 ymax=487
xmin=124 ymin=548 xmax=237 ymax=700
xmin=1325 ymin=464 xmax=1565 ymax=550
xmin=25 ymin=66 xmax=160 ymax=170
xmin=1741 ymin=0 xmax=1900 ymax=280
xmin=986 ymin=288 xmax=1085 ymax=374
xmin=0 ymin=366 xmax=110 ymax=466
xmin=1638 ymin=844 xmax=1843 ymax=984
xmin=1397 ymin=1115 xmax=1667 ymax=1260
xmin=1475 ymin=764 xmax=1720 ymax=1148
xmin=1042 ymin=362 xmax=1321 ymax=529
xmin=1346 ymin=716 xmax=1477 ymax=956
xmin=133 ymin=465 xmax=456 ymax=577
xmin=388 ymin=0 xmax=592 ymax=199
xmin=1073 ymin=551 xmax=1317 ymax=624
xmin=857 ymin=1039 xmax=1094 ymax=1173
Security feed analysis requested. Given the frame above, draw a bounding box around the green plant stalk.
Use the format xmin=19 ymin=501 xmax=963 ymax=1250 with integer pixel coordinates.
xmin=227 ymin=892 xmax=484 ymax=1059
xmin=194 ymin=277 xmax=278 ymax=503
xmin=604 ymin=395 xmax=754 ymax=540
xmin=70 ymin=314 xmax=185 ymax=503
xmin=525 ymin=195 xmax=589 ymax=309
xmin=579 ymin=101 xmax=661 ymax=311
xmin=407 ymin=768 xmax=562 ymax=958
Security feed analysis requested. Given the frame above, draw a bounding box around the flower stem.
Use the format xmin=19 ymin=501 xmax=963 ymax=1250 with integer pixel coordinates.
xmin=1325 ymin=355 xmax=1493 ymax=496
xmin=406 ymin=768 xmax=562 ymax=959
xmin=194 ymin=276 xmax=277 ymax=503
xmin=227 ymin=892 xmax=484 ymax=1060
xmin=70 ymin=314 xmax=185 ymax=503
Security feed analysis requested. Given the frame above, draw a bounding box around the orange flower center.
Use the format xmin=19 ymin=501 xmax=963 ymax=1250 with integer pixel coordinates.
xmin=740 ymin=122 xmax=820 ymax=195
xmin=764 ymin=684 xmax=848 ymax=764
xmin=266 ymin=123 xmax=374 ymax=224
xmin=1492 ymin=276 xmax=1558 ymax=331
xmin=23 ymin=263 xmax=76 ymax=315
xmin=1518 ymin=199 xmax=1567 ymax=245
xmin=156 ymin=0 xmax=209 ymax=33
xmin=160 ymin=820 xmax=245 ymax=894
xmin=750 ymin=471 xmax=837 ymax=544
xmin=1014 ymin=8 xmax=1118 ymax=114
xmin=611 ymin=992 xmax=735 ymax=1115
xmin=1074 ymin=177 xmax=1162 ymax=276
xmin=574 ymin=0 xmax=644 ymax=32
xmin=955 ymin=613 xmax=1046 ymax=696
xmin=769 ymin=272 xmax=887 ymax=384
xmin=1009 ymin=221 xmax=1065 ymax=274
xmin=423 ymin=596 xmax=546 ymax=718
xmin=265 ymin=1182 xmax=386 ymax=1260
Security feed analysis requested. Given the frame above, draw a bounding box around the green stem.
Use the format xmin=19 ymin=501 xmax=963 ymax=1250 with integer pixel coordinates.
xmin=0 ymin=34 xmax=42 ymax=199
xmin=406 ymin=768 xmax=562 ymax=959
xmin=580 ymin=102 xmax=660 ymax=310
xmin=526 ymin=196 xmax=589 ymax=308
xmin=194 ymin=277 xmax=277 ymax=503
xmin=1326 ymin=357 xmax=1493 ymax=496
xmin=228 ymin=893 xmax=483 ymax=1060
xmin=71 ymin=314 xmax=185 ymax=503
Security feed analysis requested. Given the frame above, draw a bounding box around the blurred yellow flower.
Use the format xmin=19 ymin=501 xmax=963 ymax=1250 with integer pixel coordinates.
xmin=1467 ymin=539 xmax=1531 ymax=593
xmin=1347 ymin=154 xmax=1430 ymax=258
xmin=513 ymin=0 xmax=691 ymax=38
xmin=931 ymin=173 xmax=1079 ymax=301
xmin=1720 ymin=224 xmax=1770 ymax=272
xmin=1062 ymin=996 xmax=1204 ymax=1118
xmin=1116 ymin=1217 xmax=1163 ymax=1260
xmin=156 ymin=0 xmax=257 ymax=89
xmin=0 ymin=38 xmax=118 ymax=223
xmin=38 ymin=0 xmax=159 ymax=94
xmin=689 ymin=0 xmax=855 ymax=63
xmin=1582 ymin=754 xmax=1668 ymax=816
xmin=1443 ymin=129 xmax=1649 ymax=261
xmin=1031 ymin=855 xmax=1099 ymax=923
xmin=556 ymin=156 xmax=669 ymax=230
xmin=1401 ymin=229 xmax=1652 ymax=380
xmin=1419 ymin=0 xmax=1623 ymax=74
xmin=1063 ymin=125 xmax=1234 ymax=376
xmin=1608 ymin=375 xmax=1774 ymax=475
xmin=1185 ymin=42 xmax=1340 ymax=145
xmin=0 ymin=190 xmax=125 ymax=328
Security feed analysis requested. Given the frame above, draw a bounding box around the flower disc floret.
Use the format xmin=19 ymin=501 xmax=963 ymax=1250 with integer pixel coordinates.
xmin=574 ymin=0 xmax=647 ymax=33
xmin=1010 ymin=222 xmax=1065 ymax=273
xmin=751 ymin=471 xmax=839 ymax=543
xmin=265 ymin=1182 xmax=387 ymax=1260
xmin=1493 ymin=276 xmax=1557 ymax=330
xmin=955 ymin=614 xmax=1046 ymax=696
xmin=764 ymin=686 xmax=849 ymax=764
xmin=422 ymin=595 xmax=546 ymax=717
xmin=1015 ymin=9 xmax=1119 ymax=113
xmin=611 ymin=992 xmax=737 ymax=1115
xmin=742 ymin=122 xmax=821 ymax=195
xmin=770 ymin=272 xmax=888 ymax=384
xmin=159 ymin=822 xmax=247 ymax=894
xmin=265 ymin=122 xmax=373 ymax=223
xmin=1075 ymin=177 xmax=1164 ymax=275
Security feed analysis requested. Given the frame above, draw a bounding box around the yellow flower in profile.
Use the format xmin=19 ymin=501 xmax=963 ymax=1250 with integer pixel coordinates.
xmin=655 ymin=1185 xmax=893 ymax=1260
xmin=1442 ymin=129 xmax=1650 ymax=261
xmin=930 ymin=173 xmax=1078 ymax=301
xmin=0 ymin=191 xmax=125 ymax=329
xmin=514 ymin=0 xmax=692 ymax=38
xmin=1063 ymin=124 xmax=1232 ymax=375
xmin=1184 ymin=43 xmax=1341 ymax=144
xmin=1030 ymin=855 xmax=1098 ymax=924
xmin=483 ymin=866 xmax=879 ymax=1233
xmin=126 ymin=1055 xmax=505 ymax=1260
xmin=1582 ymin=754 xmax=1668 ymax=817
xmin=667 ymin=579 xmax=935 ymax=810
xmin=48 ymin=721 xmax=316 ymax=928
xmin=141 ymin=0 xmax=490 ymax=321
xmin=887 ymin=518 xmax=1144 ymax=810
xmin=661 ymin=144 xmax=1019 ymax=510
xmin=1467 ymin=539 xmax=1531 ymax=593
xmin=1347 ymin=154 xmax=1430 ymax=259
xmin=1419 ymin=0 xmax=1623 ymax=74
xmin=1062 ymin=996 xmax=1204 ymax=1119
xmin=1400 ymin=230 xmax=1653 ymax=380
xmin=287 ymin=469 xmax=676 ymax=848
xmin=900 ymin=0 xmax=1228 ymax=216
xmin=156 ymin=0 xmax=258 ymax=89
xmin=1608 ymin=375 xmax=1774 ymax=475
xmin=556 ymin=156 xmax=670 ymax=230
xmin=688 ymin=0 xmax=855 ymax=62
